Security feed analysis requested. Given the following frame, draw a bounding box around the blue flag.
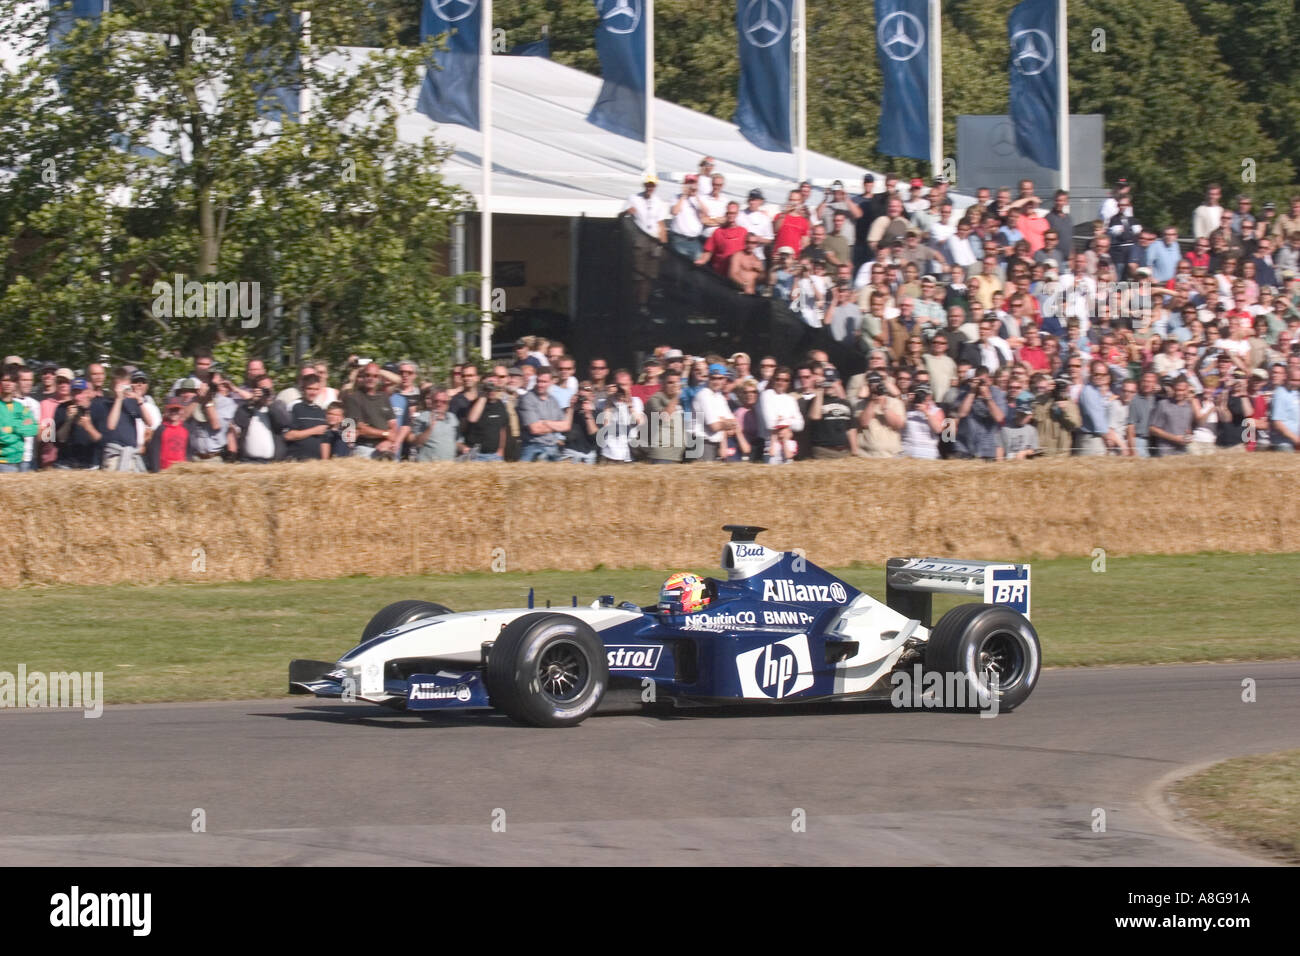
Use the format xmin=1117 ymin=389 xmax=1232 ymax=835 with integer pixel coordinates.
xmin=509 ymin=36 xmax=551 ymax=58
xmin=588 ymin=0 xmax=646 ymax=140
xmin=875 ymin=0 xmax=929 ymax=160
xmin=1008 ymin=0 xmax=1059 ymax=169
xmin=418 ymin=0 xmax=482 ymax=130
xmin=733 ymin=0 xmax=792 ymax=152
xmin=232 ymin=1 xmax=301 ymax=123
xmin=47 ymin=0 xmax=104 ymax=49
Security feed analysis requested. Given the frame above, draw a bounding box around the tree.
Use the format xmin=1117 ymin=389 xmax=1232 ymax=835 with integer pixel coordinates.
xmin=0 ymin=0 xmax=478 ymax=373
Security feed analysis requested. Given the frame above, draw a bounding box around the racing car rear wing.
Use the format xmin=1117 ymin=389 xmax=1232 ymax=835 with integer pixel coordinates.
xmin=885 ymin=558 xmax=1031 ymax=625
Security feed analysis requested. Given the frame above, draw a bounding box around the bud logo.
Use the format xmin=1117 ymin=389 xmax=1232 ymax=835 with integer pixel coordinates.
xmin=735 ymin=544 xmax=767 ymax=559
xmin=410 ymin=682 xmax=473 ymax=702
xmin=761 ymin=579 xmax=848 ymax=603
xmin=606 ymin=644 xmax=663 ymax=671
xmin=736 ymin=634 xmax=815 ymax=699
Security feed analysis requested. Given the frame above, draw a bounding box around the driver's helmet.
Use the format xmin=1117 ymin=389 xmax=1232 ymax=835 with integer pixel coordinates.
xmin=659 ymin=572 xmax=711 ymax=614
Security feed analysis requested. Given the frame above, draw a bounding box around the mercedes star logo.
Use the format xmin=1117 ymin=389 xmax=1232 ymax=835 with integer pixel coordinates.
xmin=1011 ymin=28 xmax=1054 ymax=76
xmin=429 ymin=0 xmax=479 ymax=23
xmin=991 ymin=120 xmax=1017 ymax=157
xmin=598 ymin=0 xmax=642 ymax=35
xmin=877 ymin=11 xmax=925 ymax=63
xmin=741 ymin=0 xmax=789 ymax=49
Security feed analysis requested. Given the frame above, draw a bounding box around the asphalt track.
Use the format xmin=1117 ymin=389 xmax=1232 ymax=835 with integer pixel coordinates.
xmin=1 ymin=661 xmax=1297 ymax=866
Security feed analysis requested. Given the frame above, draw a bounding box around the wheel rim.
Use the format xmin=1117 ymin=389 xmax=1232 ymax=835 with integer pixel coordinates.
xmin=536 ymin=639 xmax=591 ymax=703
xmin=976 ymin=629 xmax=1027 ymax=692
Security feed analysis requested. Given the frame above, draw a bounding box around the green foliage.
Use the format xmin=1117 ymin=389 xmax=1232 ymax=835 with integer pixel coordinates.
xmin=0 ymin=1 xmax=478 ymax=373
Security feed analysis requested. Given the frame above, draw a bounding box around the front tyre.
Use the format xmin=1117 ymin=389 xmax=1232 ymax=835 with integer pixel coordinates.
xmin=486 ymin=614 xmax=608 ymax=727
xmin=361 ymin=600 xmax=453 ymax=641
xmin=924 ymin=603 xmax=1040 ymax=712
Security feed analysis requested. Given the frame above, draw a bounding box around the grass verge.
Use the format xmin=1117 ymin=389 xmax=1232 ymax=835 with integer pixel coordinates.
xmin=1170 ymin=750 xmax=1300 ymax=864
xmin=0 ymin=552 xmax=1296 ymax=704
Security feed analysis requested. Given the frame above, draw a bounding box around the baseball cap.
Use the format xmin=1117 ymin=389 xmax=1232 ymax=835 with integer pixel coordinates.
xmin=643 ymin=173 xmax=658 ymax=185
xmin=776 ymin=245 xmax=795 ymax=255
xmin=920 ymin=275 xmax=936 ymax=284
xmin=165 ymin=398 xmax=184 ymax=410
xmin=1252 ymin=368 xmax=1269 ymax=380
xmin=39 ymin=361 xmax=57 ymax=373
xmin=707 ymin=363 xmax=731 ymax=377
xmin=1015 ymin=395 xmax=1034 ymax=414
xmin=830 ymin=180 xmax=844 ymax=190
xmin=748 ymin=188 xmax=764 ymax=201
xmin=1264 ymin=201 xmax=1276 ymax=211
xmin=862 ymin=173 xmax=875 ymax=182
xmin=55 ymin=367 xmax=74 ymax=381
xmin=382 ymin=362 xmax=399 ymax=374
xmin=70 ymin=377 xmax=89 ymax=392
xmin=178 ymin=376 xmax=201 ymax=391
xmin=664 ymin=349 xmax=684 ymax=360
xmin=684 ymin=173 xmax=699 ymax=184
xmin=131 ymin=370 xmax=149 ymax=383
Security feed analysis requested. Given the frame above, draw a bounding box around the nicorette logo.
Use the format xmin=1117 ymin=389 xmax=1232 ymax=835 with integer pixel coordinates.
xmin=606 ymin=645 xmax=663 ymax=670
xmin=409 ymin=682 xmax=472 ymax=702
xmin=681 ymin=611 xmax=760 ymax=632
xmin=761 ymin=579 xmax=847 ymax=603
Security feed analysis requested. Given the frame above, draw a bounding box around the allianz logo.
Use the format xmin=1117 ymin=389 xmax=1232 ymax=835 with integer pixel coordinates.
xmin=761 ymin=579 xmax=848 ymax=603
xmin=410 ymin=682 xmax=473 ymax=701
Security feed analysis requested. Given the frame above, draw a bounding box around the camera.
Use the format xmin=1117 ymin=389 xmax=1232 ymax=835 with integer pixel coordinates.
xmin=1053 ymin=375 xmax=1071 ymax=400
xmin=866 ymin=371 xmax=887 ymax=397
xmin=822 ymin=367 xmax=839 ymax=385
xmin=911 ymin=383 xmax=931 ymax=402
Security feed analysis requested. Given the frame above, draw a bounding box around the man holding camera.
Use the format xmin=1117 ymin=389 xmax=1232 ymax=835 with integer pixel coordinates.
xmin=854 ymin=369 xmax=905 ymax=458
xmin=53 ymin=378 xmax=105 ymax=469
xmin=102 ymin=367 xmax=146 ymax=472
xmin=669 ymin=175 xmax=708 ymax=260
xmin=229 ymin=374 xmax=290 ymax=463
xmin=952 ymin=367 xmax=1007 ymax=459
xmin=806 ymin=366 xmax=854 ymax=458
xmin=1032 ymin=373 xmax=1082 ymax=457
xmin=464 ymin=373 xmax=511 ymax=462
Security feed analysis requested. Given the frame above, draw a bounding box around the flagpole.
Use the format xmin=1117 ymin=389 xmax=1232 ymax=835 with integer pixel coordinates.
xmin=645 ymin=0 xmax=655 ymax=178
xmin=928 ymin=0 xmax=942 ymax=181
xmin=1057 ymin=0 xmax=1069 ymax=192
xmin=480 ymin=0 xmax=493 ymax=361
xmin=796 ymin=0 xmax=807 ymax=183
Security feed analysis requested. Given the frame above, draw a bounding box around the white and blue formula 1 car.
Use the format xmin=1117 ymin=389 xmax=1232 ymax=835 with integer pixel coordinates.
xmin=290 ymin=526 xmax=1040 ymax=727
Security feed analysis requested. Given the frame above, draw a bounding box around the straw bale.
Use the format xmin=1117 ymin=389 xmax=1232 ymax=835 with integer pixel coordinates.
xmin=0 ymin=455 xmax=1294 ymax=588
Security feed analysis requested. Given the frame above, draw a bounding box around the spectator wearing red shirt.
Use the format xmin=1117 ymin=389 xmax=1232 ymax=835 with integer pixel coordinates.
xmin=1184 ymin=236 xmax=1211 ymax=270
xmin=153 ymin=399 xmax=191 ymax=470
xmin=1018 ymin=207 xmax=1050 ymax=253
xmin=1018 ymin=325 xmax=1050 ymax=370
xmin=696 ymin=202 xmax=748 ymax=278
xmin=772 ymin=190 xmax=812 ymax=256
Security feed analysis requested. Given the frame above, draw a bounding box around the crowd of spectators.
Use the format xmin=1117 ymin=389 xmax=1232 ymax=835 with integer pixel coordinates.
xmin=4 ymin=170 xmax=1300 ymax=471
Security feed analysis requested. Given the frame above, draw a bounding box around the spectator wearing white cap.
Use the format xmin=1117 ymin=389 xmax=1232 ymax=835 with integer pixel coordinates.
xmin=737 ymin=189 xmax=775 ymax=261
xmin=668 ymin=174 xmax=707 ymax=260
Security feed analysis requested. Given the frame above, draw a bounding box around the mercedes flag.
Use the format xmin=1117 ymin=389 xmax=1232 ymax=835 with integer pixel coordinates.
xmin=588 ymin=0 xmax=647 ymax=140
xmin=1007 ymin=0 xmax=1059 ymax=169
xmin=733 ymin=0 xmax=792 ymax=152
xmin=47 ymin=0 xmax=104 ymax=49
xmin=875 ymin=0 xmax=930 ymax=160
xmin=417 ymin=0 xmax=482 ymax=129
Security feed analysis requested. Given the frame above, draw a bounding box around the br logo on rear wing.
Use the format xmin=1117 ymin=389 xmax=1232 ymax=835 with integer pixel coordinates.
xmin=984 ymin=565 xmax=1031 ymax=618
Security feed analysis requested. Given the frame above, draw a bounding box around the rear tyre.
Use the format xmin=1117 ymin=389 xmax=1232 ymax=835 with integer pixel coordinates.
xmin=361 ymin=600 xmax=453 ymax=641
xmin=923 ymin=603 xmax=1040 ymax=711
xmin=486 ymin=614 xmax=608 ymax=727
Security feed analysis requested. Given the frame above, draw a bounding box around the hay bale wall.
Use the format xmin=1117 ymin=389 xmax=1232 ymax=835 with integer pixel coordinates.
xmin=0 ymin=456 xmax=1295 ymax=588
